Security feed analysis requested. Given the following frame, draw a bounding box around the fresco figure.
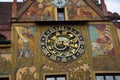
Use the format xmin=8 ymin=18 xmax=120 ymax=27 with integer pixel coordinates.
xmin=89 ymin=25 xmax=115 ymax=57
xmin=67 ymin=0 xmax=101 ymax=20
xmin=16 ymin=67 xmax=37 ymax=80
xmin=15 ymin=27 xmax=34 ymax=58
xmin=19 ymin=0 xmax=55 ymax=21
xmin=41 ymin=1 xmax=54 ymax=21
xmin=19 ymin=41 xmax=33 ymax=58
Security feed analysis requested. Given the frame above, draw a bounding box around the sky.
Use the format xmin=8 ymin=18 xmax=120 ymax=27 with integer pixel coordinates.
xmin=0 ymin=0 xmax=120 ymax=15
xmin=105 ymin=0 xmax=120 ymax=15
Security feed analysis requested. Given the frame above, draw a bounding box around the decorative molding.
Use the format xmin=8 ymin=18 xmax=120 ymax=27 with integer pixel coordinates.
xmin=16 ymin=67 xmax=38 ymax=80
xmin=40 ymin=59 xmax=92 ymax=80
xmin=17 ymin=0 xmax=34 ymax=18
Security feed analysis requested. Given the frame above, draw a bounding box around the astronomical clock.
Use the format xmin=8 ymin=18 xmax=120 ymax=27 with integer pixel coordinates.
xmin=40 ymin=26 xmax=85 ymax=62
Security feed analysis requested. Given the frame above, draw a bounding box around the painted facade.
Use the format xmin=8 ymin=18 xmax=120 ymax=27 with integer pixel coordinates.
xmin=15 ymin=26 xmax=34 ymax=58
xmin=0 ymin=0 xmax=120 ymax=80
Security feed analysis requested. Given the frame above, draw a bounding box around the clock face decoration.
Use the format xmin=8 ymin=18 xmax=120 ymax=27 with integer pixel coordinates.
xmin=52 ymin=0 xmax=67 ymax=8
xmin=40 ymin=26 xmax=85 ymax=62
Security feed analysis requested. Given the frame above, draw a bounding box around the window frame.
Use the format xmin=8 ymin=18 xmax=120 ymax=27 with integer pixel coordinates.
xmin=57 ymin=8 xmax=65 ymax=21
xmin=43 ymin=73 xmax=68 ymax=80
xmin=46 ymin=75 xmax=66 ymax=80
xmin=0 ymin=76 xmax=10 ymax=80
xmin=96 ymin=73 xmax=120 ymax=80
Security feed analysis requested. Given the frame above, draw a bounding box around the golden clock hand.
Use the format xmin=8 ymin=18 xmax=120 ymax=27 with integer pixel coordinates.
xmin=63 ymin=44 xmax=78 ymax=48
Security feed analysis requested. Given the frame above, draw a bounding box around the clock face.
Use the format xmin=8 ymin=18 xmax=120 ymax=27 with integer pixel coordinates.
xmin=40 ymin=26 xmax=85 ymax=62
xmin=52 ymin=0 xmax=67 ymax=8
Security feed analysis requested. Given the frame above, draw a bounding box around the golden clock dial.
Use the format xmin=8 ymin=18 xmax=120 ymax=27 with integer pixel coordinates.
xmin=40 ymin=26 xmax=85 ymax=62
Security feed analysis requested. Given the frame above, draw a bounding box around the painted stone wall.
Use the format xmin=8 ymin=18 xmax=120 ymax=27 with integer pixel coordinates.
xmin=37 ymin=25 xmax=92 ymax=80
xmin=89 ymin=24 xmax=120 ymax=71
xmin=11 ymin=25 xmax=35 ymax=80
xmin=0 ymin=24 xmax=11 ymax=76
xmin=0 ymin=56 xmax=12 ymax=76
xmin=11 ymin=24 xmax=93 ymax=80
xmin=19 ymin=0 xmax=102 ymax=21
xmin=0 ymin=22 xmax=120 ymax=80
xmin=67 ymin=0 xmax=102 ymax=20
xmin=19 ymin=0 xmax=55 ymax=21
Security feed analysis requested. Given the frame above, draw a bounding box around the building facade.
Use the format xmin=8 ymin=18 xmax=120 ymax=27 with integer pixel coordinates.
xmin=0 ymin=0 xmax=120 ymax=80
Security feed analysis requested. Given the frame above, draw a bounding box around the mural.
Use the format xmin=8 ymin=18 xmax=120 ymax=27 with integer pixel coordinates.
xmin=19 ymin=0 xmax=102 ymax=21
xmin=15 ymin=26 xmax=34 ymax=58
xmin=19 ymin=0 xmax=55 ymax=21
xmin=89 ymin=25 xmax=115 ymax=57
xmin=0 ymin=56 xmax=12 ymax=75
xmin=41 ymin=59 xmax=92 ymax=80
xmin=16 ymin=67 xmax=38 ymax=80
xmin=67 ymin=0 xmax=101 ymax=20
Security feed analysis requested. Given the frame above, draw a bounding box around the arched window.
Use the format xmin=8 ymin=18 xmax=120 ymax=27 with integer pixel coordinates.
xmin=0 ymin=34 xmax=6 ymax=40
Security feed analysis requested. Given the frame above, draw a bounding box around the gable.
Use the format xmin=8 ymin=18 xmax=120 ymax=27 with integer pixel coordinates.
xmin=66 ymin=0 xmax=103 ymax=20
xmin=18 ymin=0 xmax=104 ymax=21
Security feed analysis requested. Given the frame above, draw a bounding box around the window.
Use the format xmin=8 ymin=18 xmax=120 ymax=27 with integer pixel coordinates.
xmin=57 ymin=8 xmax=65 ymax=21
xmin=96 ymin=73 xmax=120 ymax=80
xmin=0 ymin=34 xmax=6 ymax=40
xmin=45 ymin=75 xmax=66 ymax=80
xmin=0 ymin=77 xmax=9 ymax=80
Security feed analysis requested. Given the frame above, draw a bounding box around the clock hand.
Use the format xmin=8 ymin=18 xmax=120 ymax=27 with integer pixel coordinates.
xmin=63 ymin=44 xmax=78 ymax=48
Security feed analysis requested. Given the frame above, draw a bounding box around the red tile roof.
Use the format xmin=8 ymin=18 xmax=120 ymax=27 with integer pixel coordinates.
xmin=0 ymin=2 xmax=23 ymax=24
xmin=0 ymin=2 xmax=12 ymax=24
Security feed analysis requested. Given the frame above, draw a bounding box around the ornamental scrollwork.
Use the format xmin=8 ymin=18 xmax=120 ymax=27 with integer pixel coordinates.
xmin=16 ymin=67 xmax=38 ymax=80
xmin=41 ymin=59 xmax=92 ymax=80
xmin=0 ymin=56 xmax=12 ymax=75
